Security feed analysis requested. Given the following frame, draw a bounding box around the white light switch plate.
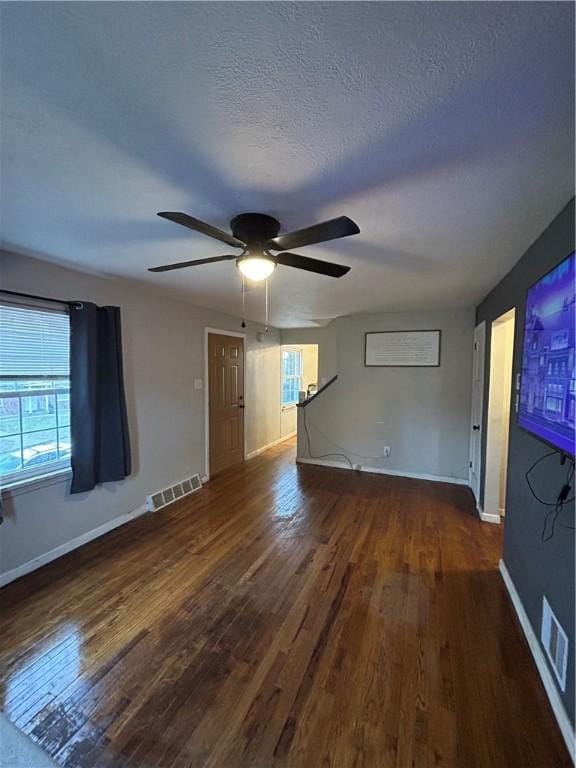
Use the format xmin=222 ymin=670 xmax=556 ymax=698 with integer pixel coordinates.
xmin=194 ymin=379 xmax=203 ymax=390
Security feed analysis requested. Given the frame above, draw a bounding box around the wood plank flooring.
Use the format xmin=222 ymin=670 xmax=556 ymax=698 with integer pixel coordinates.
xmin=0 ymin=439 xmax=570 ymax=767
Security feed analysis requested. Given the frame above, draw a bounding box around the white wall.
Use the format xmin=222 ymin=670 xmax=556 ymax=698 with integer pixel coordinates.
xmin=0 ymin=250 xmax=282 ymax=577
xmin=287 ymin=308 xmax=475 ymax=481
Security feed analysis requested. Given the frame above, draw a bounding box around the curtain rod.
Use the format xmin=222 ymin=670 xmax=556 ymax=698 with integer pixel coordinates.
xmin=0 ymin=289 xmax=83 ymax=309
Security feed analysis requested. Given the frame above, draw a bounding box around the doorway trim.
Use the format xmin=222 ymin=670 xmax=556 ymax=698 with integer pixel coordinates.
xmin=484 ymin=308 xmax=515 ymax=524
xmin=469 ymin=321 xmax=486 ymax=511
xmin=204 ymin=327 xmax=247 ymax=481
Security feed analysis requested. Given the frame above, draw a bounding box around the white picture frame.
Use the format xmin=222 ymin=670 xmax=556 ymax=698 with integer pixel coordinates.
xmin=364 ymin=330 xmax=441 ymax=367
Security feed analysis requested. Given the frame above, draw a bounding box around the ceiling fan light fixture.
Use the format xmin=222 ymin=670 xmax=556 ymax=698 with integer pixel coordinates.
xmin=237 ymin=255 xmax=276 ymax=281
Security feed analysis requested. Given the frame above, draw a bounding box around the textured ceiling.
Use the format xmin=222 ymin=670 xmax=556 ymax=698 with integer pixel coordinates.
xmin=1 ymin=2 xmax=574 ymax=327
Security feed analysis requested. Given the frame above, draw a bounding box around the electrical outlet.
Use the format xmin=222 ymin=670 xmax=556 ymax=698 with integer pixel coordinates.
xmin=383 ymin=446 xmax=391 ymax=458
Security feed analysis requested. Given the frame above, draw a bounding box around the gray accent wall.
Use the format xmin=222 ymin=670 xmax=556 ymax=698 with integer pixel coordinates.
xmin=283 ymin=307 xmax=475 ymax=481
xmin=0 ymin=251 xmax=282 ymax=577
xmin=476 ymin=198 xmax=575 ymax=725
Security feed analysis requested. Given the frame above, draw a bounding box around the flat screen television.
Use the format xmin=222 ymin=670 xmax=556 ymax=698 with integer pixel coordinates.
xmin=518 ymin=251 xmax=575 ymax=456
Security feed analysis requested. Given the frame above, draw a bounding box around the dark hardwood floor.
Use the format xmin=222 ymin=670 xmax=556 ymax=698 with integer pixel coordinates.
xmin=0 ymin=439 xmax=570 ymax=767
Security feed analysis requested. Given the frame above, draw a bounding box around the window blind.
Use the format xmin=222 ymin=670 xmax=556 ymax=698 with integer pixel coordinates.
xmin=282 ymin=348 xmax=303 ymax=406
xmin=0 ymin=303 xmax=70 ymax=377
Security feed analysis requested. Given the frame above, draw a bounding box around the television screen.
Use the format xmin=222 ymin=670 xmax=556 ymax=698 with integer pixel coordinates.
xmin=518 ymin=252 xmax=575 ymax=456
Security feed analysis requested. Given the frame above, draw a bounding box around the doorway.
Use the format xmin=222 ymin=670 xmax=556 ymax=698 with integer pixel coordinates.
xmin=280 ymin=344 xmax=318 ymax=439
xmin=206 ymin=331 xmax=245 ymax=477
xmin=484 ymin=309 xmax=515 ymax=522
xmin=469 ymin=322 xmax=486 ymax=504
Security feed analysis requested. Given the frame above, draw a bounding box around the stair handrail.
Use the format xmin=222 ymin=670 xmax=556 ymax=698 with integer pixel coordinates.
xmin=297 ymin=375 xmax=338 ymax=409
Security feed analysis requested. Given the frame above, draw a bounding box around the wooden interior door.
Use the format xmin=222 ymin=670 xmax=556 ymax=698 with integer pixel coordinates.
xmin=208 ymin=333 xmax=245 ymax=476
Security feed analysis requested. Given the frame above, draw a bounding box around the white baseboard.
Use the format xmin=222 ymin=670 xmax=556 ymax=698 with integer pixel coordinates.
xmin=499 ymin=559 xmax=575 ymax=760
xmin=296 ymin=457 xmax=468 ymax=486
xmin=246 ymin=432 xmax=296 ymax=460
xmin=479 ymin=509 xmax=501 ymax=524
xmin=0 ymin=505 xmax=148 ymax=588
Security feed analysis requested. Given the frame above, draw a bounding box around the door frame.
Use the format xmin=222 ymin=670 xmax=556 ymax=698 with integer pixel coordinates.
xmin=204 ymin=327 xmax=247 ymax=481
xmin=469 ymin=321 xmax=486 ymax=509
xmin=484 ymin=309 xmax=515 ymax=522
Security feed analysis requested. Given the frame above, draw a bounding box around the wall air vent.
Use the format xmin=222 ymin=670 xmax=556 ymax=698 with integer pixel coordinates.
xmin=541 ymin=596 xmax=569 ymax=692
xmin=146 ymin=474 xmax=203 ymax=512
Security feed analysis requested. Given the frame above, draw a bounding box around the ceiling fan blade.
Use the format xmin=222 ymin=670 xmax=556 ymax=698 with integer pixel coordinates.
xmin=268 ymin=216 xmax=359 ymax=251
xmin=275 ymin=252 xmax=350 ymax=278
xmin=157 ymin=212 xmax=245 ymax=248
xmin=148 ymin=255 xmax=236 ymax=273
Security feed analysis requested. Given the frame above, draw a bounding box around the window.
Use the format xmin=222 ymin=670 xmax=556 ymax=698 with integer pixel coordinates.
xmin=0 ymin=303 xmax=71 ymax=485
xmin=282 ymin=348 xmax=302 ymax=407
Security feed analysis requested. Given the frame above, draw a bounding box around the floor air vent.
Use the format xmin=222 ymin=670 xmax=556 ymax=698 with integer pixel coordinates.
xmin=541 ymin=596 xmax=568 ymax=692
xmin=146 ymin=474 xmax=202 ymax=512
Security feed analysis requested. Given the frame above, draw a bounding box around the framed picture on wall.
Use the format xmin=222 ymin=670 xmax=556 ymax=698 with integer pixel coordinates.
xmin=365 ymin=330 xmax=441 ymax=367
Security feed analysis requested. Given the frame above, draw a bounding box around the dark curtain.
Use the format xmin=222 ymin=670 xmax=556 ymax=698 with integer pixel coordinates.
xmin=70 ymin=302 xmax=131 ymax=494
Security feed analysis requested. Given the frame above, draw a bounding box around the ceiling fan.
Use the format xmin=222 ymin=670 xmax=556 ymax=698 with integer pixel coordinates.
xmin=149 ymin=212 xmax=359 ymax=281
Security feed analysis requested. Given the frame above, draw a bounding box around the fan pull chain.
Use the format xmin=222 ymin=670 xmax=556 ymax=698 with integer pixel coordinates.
xmin=241 ymin=275 xmax=246 ymax=328
xmin=265 ymin=279 xmax=269 ymax=332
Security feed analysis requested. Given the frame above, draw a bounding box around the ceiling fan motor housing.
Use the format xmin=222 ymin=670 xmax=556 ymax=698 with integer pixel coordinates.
xmin=230 ymin=213 xmax=281 ymax=246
